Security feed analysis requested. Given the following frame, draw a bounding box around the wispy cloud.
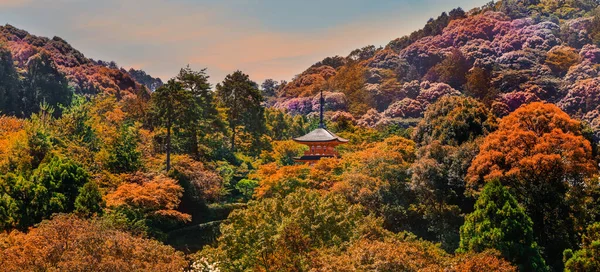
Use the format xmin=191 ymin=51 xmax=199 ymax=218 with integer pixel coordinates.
xmin=0 ymin=0 xmax=32 ymax=7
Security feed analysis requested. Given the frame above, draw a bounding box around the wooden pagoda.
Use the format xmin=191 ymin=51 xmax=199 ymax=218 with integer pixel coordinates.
xmin=293 ymin=90 xmax=348 ymax=163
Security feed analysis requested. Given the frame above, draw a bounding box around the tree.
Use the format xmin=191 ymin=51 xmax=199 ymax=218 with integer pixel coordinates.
xmin=0 ymin=45 xmax=21 ymax=116
xmin=260 ymin=79 xmax=280 ymax=98
xmin=151 ymin=79 xmax=194 ymax=171
xmin=331 ymin=62 xmax=371 ymax=116
xmin=546 ymin=46 xmax=580 ymax=76
xmin=458 ymin=180 xmax=549 ymax=272
xmin=413 ymin=96 xmax=496 ymax=146
xmin=175 ymin=66 xmax=221 ymax=160
xmin=29 ymin=156 xmax=90 ymax=216
xmin=0 ymin=214 xmax=187 ymax=271
xmin=424 ymin=48 xmax=470 ymax=89
xmin=587 ymin=7 xmax=600 ymax=46
xmin=235 ymin=179 xmax=259 ymax=200
xmin=0 ymin=156 xmax=91 ymax=230
xmin=564 ymin=222 xmax=600 ymax=272
xmin=348 ymin=45 xmax=378 ymax=61
xmin=467 ymin=103 xmax=597 ymax=270
xmin=22 ymin=51 xmax=73 ymax=117
xmin=74 ymin=181 xmax=104 ymax=217
xmin=215 ymin=71 xmax=266 ymax=153
xmin=410 ymin=97 xmax=496 ymax=250
xmin=465 ymin=67 xmax=496 ymax=104
xmin=106 ymin=125 xmax=141 ymax=173
xmin=203 ymin=189 xmax=364 ymax=271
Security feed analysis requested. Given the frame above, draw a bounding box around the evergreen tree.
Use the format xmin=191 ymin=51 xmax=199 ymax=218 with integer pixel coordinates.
xmin=216 ymin=71 xmax=266 ymax=154
xmin=458 ymin=180 xmax=549 ymax=272
xmin=151 ymin=79 xmax=194 ymax=171
xmin=74 ymin=181 xmax=104 ymax=217
xmin=106 ymin=125 xmax=141 ymax=173
xmin=0 ymin=45 xmax=21 ymax=116
xmin=22 ymin=52 xmax=73 ymax=117
xmin=260 ymin=79 xmax=279 ymax=98
xmin=175 ymin=66 xmax=222 ymax=160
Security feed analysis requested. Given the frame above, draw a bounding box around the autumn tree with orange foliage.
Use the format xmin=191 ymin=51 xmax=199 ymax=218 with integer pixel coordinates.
xmin=0 ymin=214 xmax=187 ymax=271
xmin=105 ymin=173 xmax=190 ymax=238
xmin=467 ymin=102 xmax=597 ymax=270
xmin=545 ymin=46 xmax=580 ymax=76
xmin=331 ymin=61 xmax=372 ymax=115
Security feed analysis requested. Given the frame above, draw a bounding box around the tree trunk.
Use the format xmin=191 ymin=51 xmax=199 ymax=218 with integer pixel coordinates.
xmin=166 ymin=119 xmax=172 ymax=172
xmin=230 ymin=125 xmax=236 ymax=152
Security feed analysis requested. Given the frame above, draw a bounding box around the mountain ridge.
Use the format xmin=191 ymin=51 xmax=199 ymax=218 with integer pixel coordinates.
xmin=0 ymin=24 xmax=162 ymax=96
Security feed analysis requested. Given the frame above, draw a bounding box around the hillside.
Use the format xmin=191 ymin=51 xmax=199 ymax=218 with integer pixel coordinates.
xmin=3 ymin=1 xmax=600 ymax=271
xmin=272 ymin=0 xmax=600 ymax=137
xmin=0 ymin=24 xmax=161 ymax=96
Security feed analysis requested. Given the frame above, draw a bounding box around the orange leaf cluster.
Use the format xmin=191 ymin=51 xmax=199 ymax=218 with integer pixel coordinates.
xmin=0 ymin=214 xmax=187 ymax=271
xmin=467 ymin=102 xmax=596 ymax=186
xmin=312 ymin=237 xmax=516 ymax=272
xmin=105 ymin=173 xmax=190 ymax=222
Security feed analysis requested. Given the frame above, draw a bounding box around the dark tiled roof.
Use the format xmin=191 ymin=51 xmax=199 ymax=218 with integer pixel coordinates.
xmin=292 ymin=128 xmax=349 ymax=143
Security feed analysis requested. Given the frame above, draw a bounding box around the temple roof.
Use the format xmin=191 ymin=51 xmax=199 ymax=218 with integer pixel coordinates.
xmin=293 ymin=128 xmax=349 ymax=143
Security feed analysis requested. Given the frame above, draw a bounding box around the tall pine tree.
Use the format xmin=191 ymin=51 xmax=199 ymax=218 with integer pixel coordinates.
xmin=216 ymin=71 xmax=265 ymax=154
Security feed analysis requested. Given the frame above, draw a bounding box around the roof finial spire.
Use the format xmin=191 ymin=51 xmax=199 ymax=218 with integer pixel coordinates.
xmin=319 ymin=89 xmax=325 ymax=128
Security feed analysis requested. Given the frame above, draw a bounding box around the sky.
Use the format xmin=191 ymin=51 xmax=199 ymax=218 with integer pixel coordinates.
xmin=0 ymin=0 xmax=490 ymax=85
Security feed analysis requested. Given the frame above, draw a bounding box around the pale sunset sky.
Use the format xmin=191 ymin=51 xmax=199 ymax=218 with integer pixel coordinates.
xmin=0 ymin=0 xmax=491 ymax=85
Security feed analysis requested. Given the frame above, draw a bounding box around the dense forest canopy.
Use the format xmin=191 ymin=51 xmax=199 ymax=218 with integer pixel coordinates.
xmin=3 ymin=0 xmax=600 ymax=271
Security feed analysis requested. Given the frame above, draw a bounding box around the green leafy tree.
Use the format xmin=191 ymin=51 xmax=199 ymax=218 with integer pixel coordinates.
xmin=564 ymin=222 xmax=600 ymax=271
xmin=204 ymin=189 xmax=364 ymax=271
xmin=410 ymin=96 xmax=496 ymax=250
xmin=215 ymin=70 xmax=266 ymax=154
xmin=260 ymin=79 xmax=280 ymax=98
xmin=235 ymin=179 xmax=259 ymax=200
xmin=75 ymin=181 xmax=104 ymax=217
xmin=27 ymin=156 xmax=90 ymax=224
xmin=0 ymin=183 xmax=20 ymax=230
xmin=458 ymin=180 xmax=549 ymax=271
xmin=413 ymin=96 xmax=496 ymax=146
xmin=0 ymin=156 xmax=91 ymax=230
xmin=106 ymin=125 xmax=141 ymax=173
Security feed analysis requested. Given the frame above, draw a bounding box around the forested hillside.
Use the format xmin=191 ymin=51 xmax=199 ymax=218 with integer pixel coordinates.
xmin=2 ymin=0 xmax=600 ymax=271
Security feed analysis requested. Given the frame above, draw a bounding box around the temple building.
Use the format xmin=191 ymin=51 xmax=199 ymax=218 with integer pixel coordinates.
xmin=293 ymin=90 xmax=348 ymax=163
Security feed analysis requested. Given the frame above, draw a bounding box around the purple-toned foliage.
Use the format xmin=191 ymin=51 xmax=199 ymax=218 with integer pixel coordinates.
xmin=580 ymin=44 xmax=600 ymax=63
xmin=384 ymin=98 xmax=424 ymax=118
xmin=311 ymin=91 xmax=348 ymax=112
xmin=498 ymin=91 xmax=541 ymax=112
xmin=416 ymin=81 xmax=461 ymax=106
xmin=565 ymin=60 xmax=600 ymax=83
xmin=274 ymin=97 xmax=313 ymax=115
xmin=367 ymin=49 xmax=402 ymax=70
xmin=559 ymin=77 xmax=600 ymax=114
xmin=461 ymin=39 xmax=498 ymax=68
xmin=356 ymin=108 xmax=390 ymax=128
